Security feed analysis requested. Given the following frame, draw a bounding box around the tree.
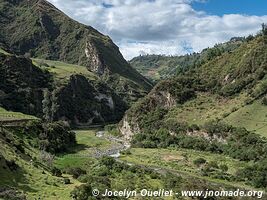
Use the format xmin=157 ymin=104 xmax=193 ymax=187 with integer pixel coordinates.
xmin=42 ymin=89 xmax=59 ymax=122
xmin=193 ymin=158 xmax=206 ymax=167
xmin=42 ymin=89 xmax=51 ymax=122
xmin=51 ymin=89 xmax=59 ymax=121
xmin=71 ymin=184 xmax=92 ymax=200
xmin=262 ymin=23 xmax=267 ymax=36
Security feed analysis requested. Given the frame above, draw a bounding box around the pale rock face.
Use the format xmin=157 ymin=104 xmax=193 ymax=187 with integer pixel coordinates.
xmin=187 ymin=131 xmax=227 ymax=143
xmin=85 ymin=41 xmax=105 ymax=75
xmin=151 ymin=91 xmax=176 ymax=109
xmin=95 ymin=94 xmax=114 ymax=110
xmin=119 ymin=90 xmax=176 ymax=140
xmin=119 ymin=115 xmax=140 ymax=141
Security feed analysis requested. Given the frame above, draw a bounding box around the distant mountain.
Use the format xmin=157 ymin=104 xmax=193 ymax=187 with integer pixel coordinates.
xmin=0 ymin=0 xmax=152 ymax=94
xmin=130 ymin=37 xmax=246 ymax=82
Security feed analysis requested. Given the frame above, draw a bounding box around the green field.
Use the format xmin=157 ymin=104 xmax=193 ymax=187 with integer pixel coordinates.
xmin=0 ymin=107 xmax=37 ymax=121
xmin=55 ymin=129 xmax=112 ymax=169
xmin=120 ymin=148 xmax=254 ymax=190
xmin=0 ymin=129 xmax=114 ymax=200
xmin=32 ymin=59 xmax=97 ymax=84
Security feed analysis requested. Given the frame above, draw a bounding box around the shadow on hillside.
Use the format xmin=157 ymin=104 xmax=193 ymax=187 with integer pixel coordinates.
xmin=59 ymin=143 xmax=89 ymax=156
xmin=0 ymin=156 xmax=38 ymax=193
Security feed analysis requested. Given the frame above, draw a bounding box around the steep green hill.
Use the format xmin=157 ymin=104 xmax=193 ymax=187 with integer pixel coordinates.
xmin=0 ymin=52 xmax=128 ymax=125
xmin=0 ymin=0 xmax=152 ymax=94
xmin=119 ymin=33 xmax=267 ymax=190
xmin=130 ymin=37 xmax=246 ymax=82
xmin=121 ymin=34 xmax=267 ymax=138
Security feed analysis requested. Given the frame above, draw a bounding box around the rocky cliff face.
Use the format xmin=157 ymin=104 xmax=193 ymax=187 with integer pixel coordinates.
xmin=119 ymin=115 xmax=141 ymax=140
xmin=55 ymin=74 xmax=127 ymax=125
xmin=84 ymin=40 xmax=106 ymax=75
xmin=119 ymin=86 xmax=178 ymax=140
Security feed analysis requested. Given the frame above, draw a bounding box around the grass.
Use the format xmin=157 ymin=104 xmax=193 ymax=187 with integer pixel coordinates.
xmin=223 ymin=100 xmax=267 ymax=137
xmin=121 ymin=148 xmax=247 ymax=175
xmin=0 ymin=132 xmax=81 ymax=200
xmin=32 ymin=58 xmax=97 ymax=84
xmin=55 ymin=129 xmax=112 ymax=169
xmin=0 ymin=48 xmax=10 ymax=55
xmin=166 ymin=92 xmax=247 ymax=126
xmin=0 ymin=129 xmax=113 ymax=200
xmin=120 ymin=148 xmax=254 ymax=190
xmin=0 ymin=107 xmax=37 ymax=121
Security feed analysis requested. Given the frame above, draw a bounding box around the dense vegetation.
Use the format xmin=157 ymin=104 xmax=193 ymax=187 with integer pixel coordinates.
xmin=0 ymin=53 xmax=52 ymax=117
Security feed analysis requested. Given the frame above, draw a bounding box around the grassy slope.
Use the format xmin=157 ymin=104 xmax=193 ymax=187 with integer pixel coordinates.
xmin=0 ymin=107 xmax=37 ymax=121
xmin=165 ymin=92 xmax=247 ymax=126
xmin=127 ymin=36 xmax=267 ymax=139
xmin=32 ymin=58 xmax=97 ymax=84
xmin=120 ymin=148 xmax=254 ymax=190
xmin=224 ymin=101 xmax=267 ymax=137
xmin=0 ymin=132 xmax=81 ymax=200
xmin=0 ymin=0 xmax=152 ymax=92
xmin=130 ymin=40 xmax=244 ymax=81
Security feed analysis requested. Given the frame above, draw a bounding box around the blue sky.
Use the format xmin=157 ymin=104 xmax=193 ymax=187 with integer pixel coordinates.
xmin=193 ymin=0 xmax=267 ymax=16
xmin=47 ymin=0 xmax=267 ymax=59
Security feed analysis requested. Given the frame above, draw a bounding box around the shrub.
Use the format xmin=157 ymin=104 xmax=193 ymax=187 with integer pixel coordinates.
xmin=71 ymin=184 xmax=92 ymax=200
xmin=121 ymin=149 xmax=132 ymax=155
xmin=262 ymin=96 xmax=267 ymax=105
xmin=5 ymin=160 xmax=18 ymax=171
xmin=63 ymin=178 xmax=71 ymax=184
xmin=104 ymin=124 xmax=121 ymax=136
xmin=193 ymin=158 xmax=206 ymax=167
xmin=51 ymin=167 xmax=62 ymax=177
xmin=0 ymin=187 xmax=26 ymax=200
xmin=219 ymin=164 xmax=229 ymax=172
xmin=66 ymin=167 xmax=86 ymax=179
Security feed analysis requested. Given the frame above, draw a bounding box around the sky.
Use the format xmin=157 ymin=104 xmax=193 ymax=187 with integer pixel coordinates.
xmin=47 ymin=0 xmax=267 ymax=60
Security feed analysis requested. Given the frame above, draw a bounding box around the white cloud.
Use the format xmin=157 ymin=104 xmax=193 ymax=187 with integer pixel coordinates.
xmin=47 ymin=0 xmax=267 ymax=60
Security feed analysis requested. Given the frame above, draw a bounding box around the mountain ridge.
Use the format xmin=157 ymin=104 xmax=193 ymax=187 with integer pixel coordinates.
xmin=0 ymin=0 xmax=152 ymax=91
